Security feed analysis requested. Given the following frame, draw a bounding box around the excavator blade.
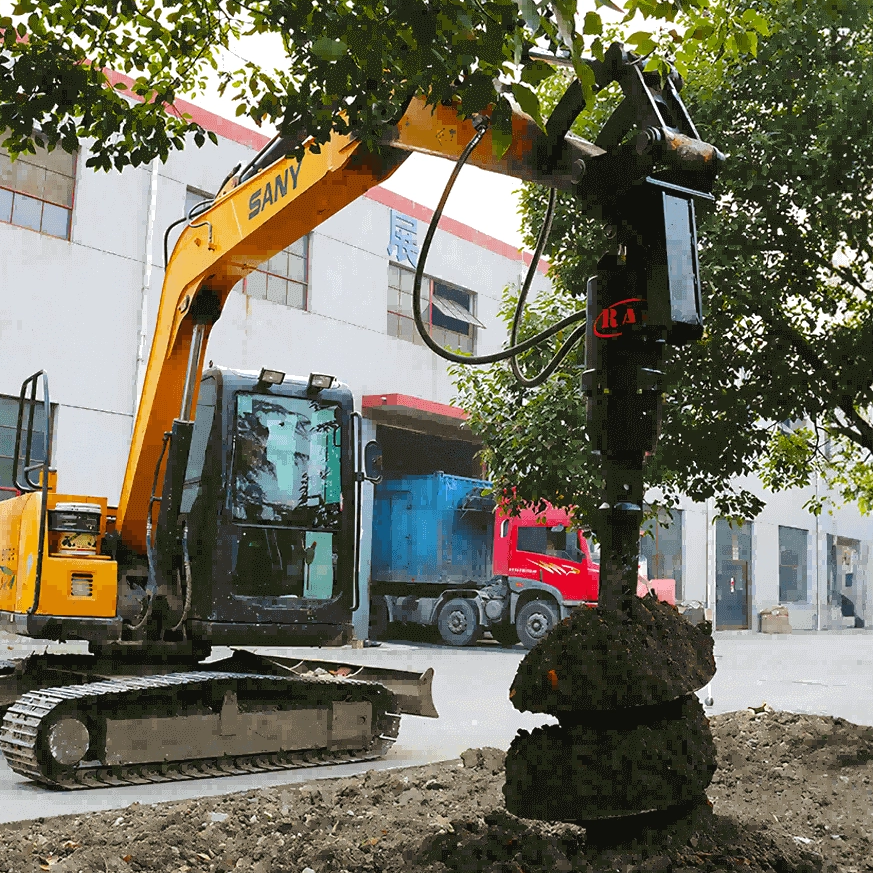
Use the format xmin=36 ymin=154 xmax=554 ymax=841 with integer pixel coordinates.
xmin=212 ymin=650 xmax=439 ymax=719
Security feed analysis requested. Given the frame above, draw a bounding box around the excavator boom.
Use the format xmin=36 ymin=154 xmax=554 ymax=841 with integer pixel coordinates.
xmin=115 ymin=97 xmax=594 ymax=552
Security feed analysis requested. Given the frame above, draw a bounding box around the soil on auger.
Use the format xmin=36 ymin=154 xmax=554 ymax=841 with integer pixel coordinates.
xmin=504 ymin=693 xmax=718 ymax=821
xmin=509 ymin=593 xmax=715 ymax=715
xmin=506 ymin=594 xmax=718 ymax=831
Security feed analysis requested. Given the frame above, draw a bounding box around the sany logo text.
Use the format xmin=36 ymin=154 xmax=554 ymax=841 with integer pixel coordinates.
xmin=249 ymin=161 xmax=303 ymax=220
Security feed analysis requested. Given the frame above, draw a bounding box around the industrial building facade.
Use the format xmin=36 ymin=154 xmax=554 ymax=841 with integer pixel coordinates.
xmin=1 ymin=96 xmax=870 ymax=637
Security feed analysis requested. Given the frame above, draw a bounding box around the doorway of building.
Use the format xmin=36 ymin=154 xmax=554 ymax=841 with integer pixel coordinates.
xmin=827 ymin=535 xmax=866 ymax=628
xmin=715 ymin=519 xmax=752 ymax=629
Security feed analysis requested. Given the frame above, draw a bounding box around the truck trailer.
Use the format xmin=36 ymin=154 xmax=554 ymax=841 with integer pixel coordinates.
xmin=369 ymin=472 xmax=674 ymax=648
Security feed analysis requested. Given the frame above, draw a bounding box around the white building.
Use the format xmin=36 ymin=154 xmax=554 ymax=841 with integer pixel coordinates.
xmin=1 ymin=92 xmax=870 ymax=636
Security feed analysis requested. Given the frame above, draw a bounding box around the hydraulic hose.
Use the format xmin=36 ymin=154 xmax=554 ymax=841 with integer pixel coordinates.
xmin=162 ymin=198 xmax=216 ymax=268
xmin=169 ymin=522 xmax=193 ymax=635
xmin=127 ymin=430 xmax=170 ymax=631
xmin=508 ymin=188 xmax=587 ymax=388
xmin=411 ymin=124 xmax=587 ymax=370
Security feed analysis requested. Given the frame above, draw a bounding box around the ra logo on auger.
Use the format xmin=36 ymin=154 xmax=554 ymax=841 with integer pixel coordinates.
xmin=593 ymin=297 xmax=646 ymax=339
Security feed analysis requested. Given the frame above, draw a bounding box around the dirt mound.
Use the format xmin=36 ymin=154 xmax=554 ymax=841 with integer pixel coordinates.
xmin=418 ymin=804 xmax=822 ymax=873
xmin=509 ymin=595 xmax=715 ymax=714
xmin=0 ymin=710 xmax=870 ymax=872
xmin=504 ymin=694 xmax=717 ymax=820
xmin=708 ymin=708 xmax=873 ymax=872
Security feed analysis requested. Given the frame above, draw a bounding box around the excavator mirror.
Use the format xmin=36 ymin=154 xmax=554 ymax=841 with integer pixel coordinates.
xmin=363 ymin=441 xmax=383 ymax=484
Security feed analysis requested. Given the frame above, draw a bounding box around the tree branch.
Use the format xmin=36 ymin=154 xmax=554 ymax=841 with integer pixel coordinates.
xmin=734 ymin=289 xmax=873 ymax=453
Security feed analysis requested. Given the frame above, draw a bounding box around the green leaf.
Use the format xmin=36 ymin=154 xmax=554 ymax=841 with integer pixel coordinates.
xmin=625 ymin=30 xmax=655 ymax=55
xmin=590 ymin=37 xmax=605 ymax=62
xmin=511 ymin=82 xmax=546 ymax=131
xmin=735 ymin=29 xmax=758 ymax=58
xmin=310 ymin=37 xmax=348 ymax=62
xmin=690 ymin=22 xmax=715 ymax=40
xmin=490 ymin=96 xmax=513 ymax=158
xmin=583 ymin=11 xmax=603 ymax=36
xmin=517 ymin=0 xmax=540 ymax=31
xmin=741 ymin=8 xmax=771 ymax=36
xmin=520 ymin=59 xmax=554 ymax=87
xmin=573 ymin=61 xmax=596 ymax=109
xmin=595 ymin=0 xmax=624 ymax=11
xmin=635 ymin=36 xmax=657 ymax=56
xmin=552 ymin=0 xmax=576 ymax=45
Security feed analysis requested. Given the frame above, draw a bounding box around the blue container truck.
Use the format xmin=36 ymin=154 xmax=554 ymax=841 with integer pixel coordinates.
xmin=368 ymin=472 xmax=598 ymax=648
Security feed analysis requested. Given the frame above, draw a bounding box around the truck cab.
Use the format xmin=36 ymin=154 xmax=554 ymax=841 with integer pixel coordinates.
xmin=493 ymin=506 xmax=600 ymax=605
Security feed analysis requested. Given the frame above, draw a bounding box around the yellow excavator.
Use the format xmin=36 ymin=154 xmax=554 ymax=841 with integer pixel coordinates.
xmin=0 ymin=42 xmax=720 ymax=788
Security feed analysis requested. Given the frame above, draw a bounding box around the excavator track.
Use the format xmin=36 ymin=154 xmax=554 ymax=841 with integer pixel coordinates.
xmin=0 ymin=671 xmax=401 ymax=790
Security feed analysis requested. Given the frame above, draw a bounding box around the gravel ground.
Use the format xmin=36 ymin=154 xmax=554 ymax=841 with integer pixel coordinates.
xmin=0 ymin=706 xmax=871 ymax=873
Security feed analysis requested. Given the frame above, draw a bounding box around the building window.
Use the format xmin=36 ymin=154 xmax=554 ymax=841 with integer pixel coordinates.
xmin=0 ymin=133 xmax=76 ymax=239
xmin=387 ymin=264 xmax=482 ymax=354
xmin=0 ymin=395 xmax=54 ymax=497
xmin=185 ymin=186 xmax=213 ymax=218
xmin=640 ymin=508 xmax=684 ymax=599
xmin=243 ymin=236 xmax=309 ymax=310
xmin=778 ymin=526 xmax=808 ymax=603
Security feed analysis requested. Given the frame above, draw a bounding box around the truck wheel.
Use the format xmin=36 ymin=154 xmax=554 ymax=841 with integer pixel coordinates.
xmin=489 ymin=625 xmax=519 ymax=647
xmin=516 ymin=599 xmax=559 ymax=649
xmin=437 ymin=598 xmax=482 ymax=647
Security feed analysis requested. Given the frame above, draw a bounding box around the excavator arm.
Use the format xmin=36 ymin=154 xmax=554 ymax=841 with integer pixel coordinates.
xmin=116 ymin=94 xmax=599 ymax=552
xmin=117 ymin=42 xmax=722 ymax=555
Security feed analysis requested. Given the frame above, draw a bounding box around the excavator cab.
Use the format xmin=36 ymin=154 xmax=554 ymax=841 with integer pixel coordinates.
xmin=0 ymin=367 xmax=439 ymax=790
xmin=175 ymin=367 xmax=362 ymax=646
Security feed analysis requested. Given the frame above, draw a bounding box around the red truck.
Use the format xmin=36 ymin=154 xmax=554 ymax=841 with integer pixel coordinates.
xmin=369 ymin=473 xmax=674 ymax=648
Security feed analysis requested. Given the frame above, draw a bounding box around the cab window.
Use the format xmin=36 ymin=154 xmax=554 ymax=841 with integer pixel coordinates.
xmin=516 ymin=526 xmax=583 ymax=562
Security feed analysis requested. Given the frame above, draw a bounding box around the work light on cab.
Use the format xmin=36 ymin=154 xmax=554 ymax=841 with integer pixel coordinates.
xmin=257 ymin=367 xmax=285 ymax=386
xmin=307 ymin=373 xmax=335 ymax=392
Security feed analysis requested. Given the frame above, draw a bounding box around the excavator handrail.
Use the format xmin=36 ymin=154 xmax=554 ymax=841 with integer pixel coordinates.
xmin=13 ymin=371 xmax=52 ymax=616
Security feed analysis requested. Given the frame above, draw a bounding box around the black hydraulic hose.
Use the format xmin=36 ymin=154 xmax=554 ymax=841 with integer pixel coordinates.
xmin=128 ymin=431 xmax=171 ymax=631
xmin=162 ymin=217 xmax=188 ymax=269
xmin=163 ymin=199 xmax=215 ymax=268
xmin=169 ymin=522 xmax=192 ymax=635
xmin=509 ymin=188 xmax=588 ymax=388
xmin=411 ymin=125 xmax=586 ymax=366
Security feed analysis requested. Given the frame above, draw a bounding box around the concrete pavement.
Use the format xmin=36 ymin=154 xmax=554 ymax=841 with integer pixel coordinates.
xmin=0 ymin=631 xmax=867 ymax=823
xmin=704 ymin=630 xmax=873 ymax=726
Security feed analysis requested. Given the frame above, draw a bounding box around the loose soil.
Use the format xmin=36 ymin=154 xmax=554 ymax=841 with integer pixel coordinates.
xmin=1 ymin=707 xmax=871 ymax=873
xmin=510 ymin=596 xmax=716 ymax=714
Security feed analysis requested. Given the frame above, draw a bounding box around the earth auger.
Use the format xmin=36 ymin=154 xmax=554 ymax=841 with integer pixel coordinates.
xmin=411 ymin=42 xmax=724 ymax=839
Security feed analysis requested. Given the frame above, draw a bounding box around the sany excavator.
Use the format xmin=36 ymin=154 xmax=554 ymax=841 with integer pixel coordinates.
xmin=0 ymin=42 xmax=721 ymax=787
